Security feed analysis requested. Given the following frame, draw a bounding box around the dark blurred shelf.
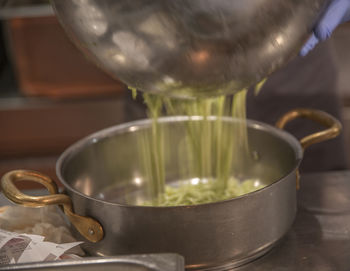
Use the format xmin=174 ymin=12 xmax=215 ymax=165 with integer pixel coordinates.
xmin=0 ymin=60 xmax=18 ymax=97
xmin=0 ymin=94 xmax=147 ymax=157
xmin=0 ymin=93 xmax=147 ymax=183
xmin=0 ymin=1 xmax=53 ymax=19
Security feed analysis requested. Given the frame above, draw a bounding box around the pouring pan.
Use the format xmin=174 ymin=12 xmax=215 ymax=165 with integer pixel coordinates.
xmin=1 ymin=108 xmax=341 ymax=270
xmin=51 ymin=0 xmax=331 ymax=98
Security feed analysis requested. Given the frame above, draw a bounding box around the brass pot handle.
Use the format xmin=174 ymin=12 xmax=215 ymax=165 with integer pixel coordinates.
xmin=276 ymin=108 xmax=342 ymax=150
xmin=1 ymin=170 xmax=104 ymax=243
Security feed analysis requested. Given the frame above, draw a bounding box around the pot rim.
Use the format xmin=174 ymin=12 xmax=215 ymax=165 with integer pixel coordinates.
xmin=56 ymin=116 xmax=303 ymax=208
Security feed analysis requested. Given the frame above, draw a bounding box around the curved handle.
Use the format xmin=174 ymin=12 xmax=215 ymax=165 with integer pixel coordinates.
xmin=1 ymin=170 xmax=104 ymax=243
xmin=276 ymin=108 xmax=342 ymax=149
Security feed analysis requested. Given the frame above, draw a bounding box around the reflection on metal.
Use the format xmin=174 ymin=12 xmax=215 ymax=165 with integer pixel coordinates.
xmin=111 ymin=31 xmax=152 ymax=69
xmin=74 ymin=2 xmax=107 ymax=36
xmin=133 ymin=177 xmax=142 ymax=186
xmin=51 ymin=0 xmax=331 ymax=98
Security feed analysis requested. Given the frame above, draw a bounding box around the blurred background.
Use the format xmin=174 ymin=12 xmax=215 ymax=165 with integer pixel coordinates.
xmin=0 ymin=0 xmax=350 ymax=183
xmin=0 ymin=0 xmax=148 ymax=185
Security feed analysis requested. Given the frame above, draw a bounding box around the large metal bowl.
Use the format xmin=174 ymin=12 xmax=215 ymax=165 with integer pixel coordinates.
xmin=51 ymin=0 xmax=330 ymax=98
xmin=1 ymin=109 xmax=341 ymax=270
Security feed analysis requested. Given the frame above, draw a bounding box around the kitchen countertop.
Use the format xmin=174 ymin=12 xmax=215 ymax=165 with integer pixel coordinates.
xmin=0 ymin=171 xmax=350 ymax=270
xmin=237 ymin=170 xmax=350 ymax=271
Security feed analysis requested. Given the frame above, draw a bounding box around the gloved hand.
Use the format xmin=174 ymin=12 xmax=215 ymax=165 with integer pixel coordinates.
xmin=300 ymin=0 xmax=350 ymax=56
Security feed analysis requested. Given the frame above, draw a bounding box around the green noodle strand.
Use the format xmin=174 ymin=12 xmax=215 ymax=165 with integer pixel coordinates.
xmin=134 ymin=90 xmax=264 ymax=206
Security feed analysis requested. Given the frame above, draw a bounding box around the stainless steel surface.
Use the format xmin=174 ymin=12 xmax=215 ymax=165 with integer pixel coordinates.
xmin=51 ymin=0 xmax=330 ymax=98
xmin=236 ymin=171 xmax=350 ymax=271
xmin=55 ymin=116 xmax=303 ymax=270
xmin=1 ymin=172 xmax=349 ymax=270
xmin=0 ymin=254 xmax=184 ymax=271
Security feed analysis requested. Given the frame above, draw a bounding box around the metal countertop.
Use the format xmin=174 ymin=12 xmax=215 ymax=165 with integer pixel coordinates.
xmin=236 ymin=170 xmax=350 ymax=270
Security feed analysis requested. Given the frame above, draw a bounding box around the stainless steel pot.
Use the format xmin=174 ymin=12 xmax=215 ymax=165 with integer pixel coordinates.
xmin=1 ymin=109 xmax=341 ymax=270
xmin=51 ymin=0 xmax=330 ymax=98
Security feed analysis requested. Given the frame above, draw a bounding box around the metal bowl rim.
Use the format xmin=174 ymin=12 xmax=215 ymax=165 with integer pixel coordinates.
xmin=56 ymin=116 xmax=303 ymax=208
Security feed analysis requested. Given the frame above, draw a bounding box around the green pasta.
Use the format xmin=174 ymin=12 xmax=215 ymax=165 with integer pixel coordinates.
xmin=128 ymin=86 xmax=138 ymax=100
xmin=144 ymin=178 xmax=264 ymax=206
xmin=254 ymin=78 xmax=267 ymax=96
xmin=131 ymin=89 xmax=264 ymax=206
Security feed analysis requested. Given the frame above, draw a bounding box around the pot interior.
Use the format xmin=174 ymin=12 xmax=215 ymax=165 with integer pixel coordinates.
xmin=57 ymin=117 xmax=302 ymax=205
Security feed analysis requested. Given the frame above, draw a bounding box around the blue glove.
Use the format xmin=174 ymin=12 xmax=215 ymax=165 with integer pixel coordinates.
xmin=300 ymin=0 xmax=350 ymax=56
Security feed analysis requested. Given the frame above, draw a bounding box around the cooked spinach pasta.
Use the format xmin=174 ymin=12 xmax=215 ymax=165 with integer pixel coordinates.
xmin=130 ymin=87 xmax=265 ymax=206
